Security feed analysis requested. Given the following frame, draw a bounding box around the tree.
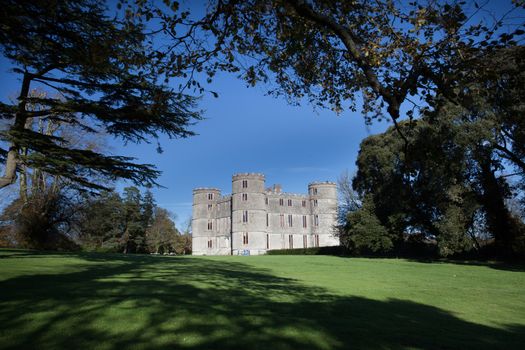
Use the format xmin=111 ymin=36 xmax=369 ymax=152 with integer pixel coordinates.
xmin=0 ymin=0 xmax=200 ymax=191
xmin=0 ymin=186 xmax=80 ymax=250
xmin=121 ymin=186 xmax=145 ymax=253
xmin=75 ymin=191 xmax=126 ymax=251
xmin=351 ymin=84 xmax=525 ymax=257
xmin=145 ymin=207 xmax=179 ymax=254
xmin=155 ymin=0 xmax=523 ymax=143
xmin=344 ymin=195 xmax=393 ymax=254
xmin=335 ymin=170 xmax=361 ymax=244
xmin=141 ymin=189 xmax=156 ymax=230
xmin=176 ymin=217 xmax=193 ymax=255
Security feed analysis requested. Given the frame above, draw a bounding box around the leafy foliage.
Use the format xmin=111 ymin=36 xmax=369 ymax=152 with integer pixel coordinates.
xmin=0 ymin=190 xmax=80 ymax=250
xmin=74 ymin=186 xmax=190 ymax=254
xmin=153 ymin=0 xmax=524 ymax=129
xmin=343 ymin=196 xmax=393 ymax=253
xmin=0 ymin=0 xmax=201 ymax=190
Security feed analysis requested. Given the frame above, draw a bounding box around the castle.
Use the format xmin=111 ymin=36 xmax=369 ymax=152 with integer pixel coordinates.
xmin=192 ymin=173 xmax=339 ymax=255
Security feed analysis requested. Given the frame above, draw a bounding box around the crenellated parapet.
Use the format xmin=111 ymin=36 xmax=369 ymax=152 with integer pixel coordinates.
xmin=192 ymin=173 xmax=339 ymax=255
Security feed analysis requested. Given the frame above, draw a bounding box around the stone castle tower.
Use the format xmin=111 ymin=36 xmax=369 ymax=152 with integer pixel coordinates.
xmin=192 ymin=173 xmax=338 ymax=255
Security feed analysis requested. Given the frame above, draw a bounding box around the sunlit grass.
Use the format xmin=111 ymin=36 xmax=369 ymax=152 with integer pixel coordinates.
xmin=0 ymin=249 xmax=524 ymax=349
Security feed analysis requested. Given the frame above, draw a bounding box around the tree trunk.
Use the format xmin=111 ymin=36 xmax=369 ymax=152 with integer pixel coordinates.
xmin=0 ymin=73 xmax=31 ymax=189
xmin=19 ymin=162 xmax=28 ymax=203
xmin=477 ymin=155 xmax=520 ymax=256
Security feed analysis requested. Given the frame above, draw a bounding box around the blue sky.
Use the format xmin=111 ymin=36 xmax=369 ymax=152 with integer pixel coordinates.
xmin=10 ymin=0 xmax=521 ymax=228
xmin=0 ymin=53 xmax=388 ymax=228
xmin=112 ymin=72 xmax=389 ymax=227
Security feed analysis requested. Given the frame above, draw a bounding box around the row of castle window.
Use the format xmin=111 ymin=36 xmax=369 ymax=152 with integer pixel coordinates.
xmin=277 ymin=214 xmax=319 ymax=228
xmin=205 ymin=233 xmax=320 ymax=249
xmin=207 ymin=218 xmax=231 ymax=232
xmin=208 ymin=202 xmax=231 ymax=211
xmin=236 ymin=233 xmax=320 ymax=249
xmin=207 ymin=213 xmax=319 ymax=229
xmin=209 ymin=193 xmax=317 ymax=207
xmin=277 ymin=199 xmax=312 ymax=207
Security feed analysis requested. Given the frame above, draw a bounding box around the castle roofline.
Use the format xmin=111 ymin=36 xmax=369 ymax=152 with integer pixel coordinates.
xmin=193 ymin=187 xmax=221 ymax=193
xmin=308 ymin=181 xmax=336 ymax=187
xmin=265 ymin=191 xmax=309 ymax=197
xmin=232 ymin=173 xmax=265 ymax=180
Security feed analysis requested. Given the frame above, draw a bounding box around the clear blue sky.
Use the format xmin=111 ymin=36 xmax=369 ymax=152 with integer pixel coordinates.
xmin=0 ymin=0 xmax=393 ymax=228
xmin=19 ymin=0 xmax=517 ymax=228
xmin=1 ymin=0 xmax=521 ymax=229
xmin=113 ymin=71 xmax=389 ymax=227
xmin=0 ymin=55 xmax=388 ymax=228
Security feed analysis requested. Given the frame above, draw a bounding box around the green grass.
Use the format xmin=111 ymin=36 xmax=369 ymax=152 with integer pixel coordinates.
xmin=0 ymin=249 xmax=524 ymax=349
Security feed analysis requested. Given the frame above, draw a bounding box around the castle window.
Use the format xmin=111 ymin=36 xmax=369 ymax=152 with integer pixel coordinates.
xmin=289 ymin=235 xmax=294 ymax=249
xmin=280 ymin=214 xmax=285 ymax=228
xmin=208 ymin=204 xmax=212 ymax=211
xmin=314 ymin=199 xmax=318 ymax=207
xmin=207 ymin=239 xmax=213 ymax=248
xmin=314 ymin=215 xmax=319 ymax=227
xmin=302 ymin=200 xmax=306 ymax=207
xmin=302 ymin=215 xmax=307 ymax=228
xmin=279 ymin=198 xmax=284 ymax=206
xmin=243 ymin=210 xmax=248 ymax=223
xmin=314 ymin=234 xmax=320 ymax=247
xmin=311 ymin=188 xmax=318 ymax=195
xmin=266 ymin=213 xmax=269 ymax=227
xmin=288 ymin=199 xmax=292 ymax=206
xmin=303 ymin=235 xmax=307 ymax=248
xmin=243 ymin=232 xmax=249 ymax=245
xmin=242 ymin=193 xmax=248 ymax=201
xmin=288 ymin=214 xmax=293 ymax=227
xmin=266 ymin=234 xmax=269 ymax=249
xmin=265 ymin=197 xmax=268 ymax=205
xmin=242 ymin=180 xmax=248 ymax=188
xmin=207 ymin=220 xmax=213 ymax=230
xmin=208 ymin=193 xmax=214 ymax=200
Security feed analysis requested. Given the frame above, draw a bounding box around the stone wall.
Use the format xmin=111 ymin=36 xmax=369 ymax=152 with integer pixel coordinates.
xmin=192 ymin=173 xmax=339 ymax=255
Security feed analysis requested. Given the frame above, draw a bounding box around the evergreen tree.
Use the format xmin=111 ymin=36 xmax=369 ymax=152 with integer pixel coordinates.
xmin=344 ymin=196 xmax=393 ymax=254
xmin=121 ymin=186 xmax=144 ymax=253
xmin=141 ymin=189 xmax=156 ymax=230
xmin=76 ymin=191 xmax=126 ymax=251
xmin=0 ymin=0 xmax=200 ymax=191
xmin=145 ymin=207 xmax=179 ymax=254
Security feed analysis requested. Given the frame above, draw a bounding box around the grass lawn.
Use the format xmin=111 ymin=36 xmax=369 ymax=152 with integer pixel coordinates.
xmin=0 ymin=249 xmax=524 ymax=349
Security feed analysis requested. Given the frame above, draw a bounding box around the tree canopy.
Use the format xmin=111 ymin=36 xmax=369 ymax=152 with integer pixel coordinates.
xmin=347 ymin=47 xmax=525 ymax=257
xmin=154 ymin=1 xmax=524 ymax=133
xmin=0 ymin=0 xmax=200 ymax=191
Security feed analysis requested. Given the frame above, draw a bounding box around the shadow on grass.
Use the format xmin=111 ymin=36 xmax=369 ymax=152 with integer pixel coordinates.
xmin=403 ymin=257 xmax=525 ymax=273
xmin=0 ymin=253 xmax=523 ymax=349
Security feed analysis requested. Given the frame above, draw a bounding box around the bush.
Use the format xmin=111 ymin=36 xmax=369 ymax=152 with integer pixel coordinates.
xmin=0 ymin=191 xmax=78 ymax=251
xmin=267 ymin=246 xmax=348 ymax=256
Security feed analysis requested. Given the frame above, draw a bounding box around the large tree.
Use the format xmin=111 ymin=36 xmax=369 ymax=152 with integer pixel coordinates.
xmin=0 ymin=0 xmax=200 ymax=191
xmin=154 ymin=1 xmax=523 ymax=140
xmin=351 ymin=67 xmax=525 ymax=257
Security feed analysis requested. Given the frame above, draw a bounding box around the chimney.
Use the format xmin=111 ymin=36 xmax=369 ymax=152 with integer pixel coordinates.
xmin=273 ymin=184 xmax=282 ymax=193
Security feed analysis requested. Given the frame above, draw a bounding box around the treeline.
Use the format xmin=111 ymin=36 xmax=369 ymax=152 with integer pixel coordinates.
xmin=0 ymin=186 xmax=191 ymax=255
xmin=338 ymin=48 xmax=525 ymax=260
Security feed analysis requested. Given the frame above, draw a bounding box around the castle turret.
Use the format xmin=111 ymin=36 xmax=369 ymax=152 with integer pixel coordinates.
xmin=231 ymin=173 xmax=267 ymax=255
xmin=308 ymin=182 xmax=339 ymax=246
xmin=192 ymin=188 xmax=221 ymax=255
